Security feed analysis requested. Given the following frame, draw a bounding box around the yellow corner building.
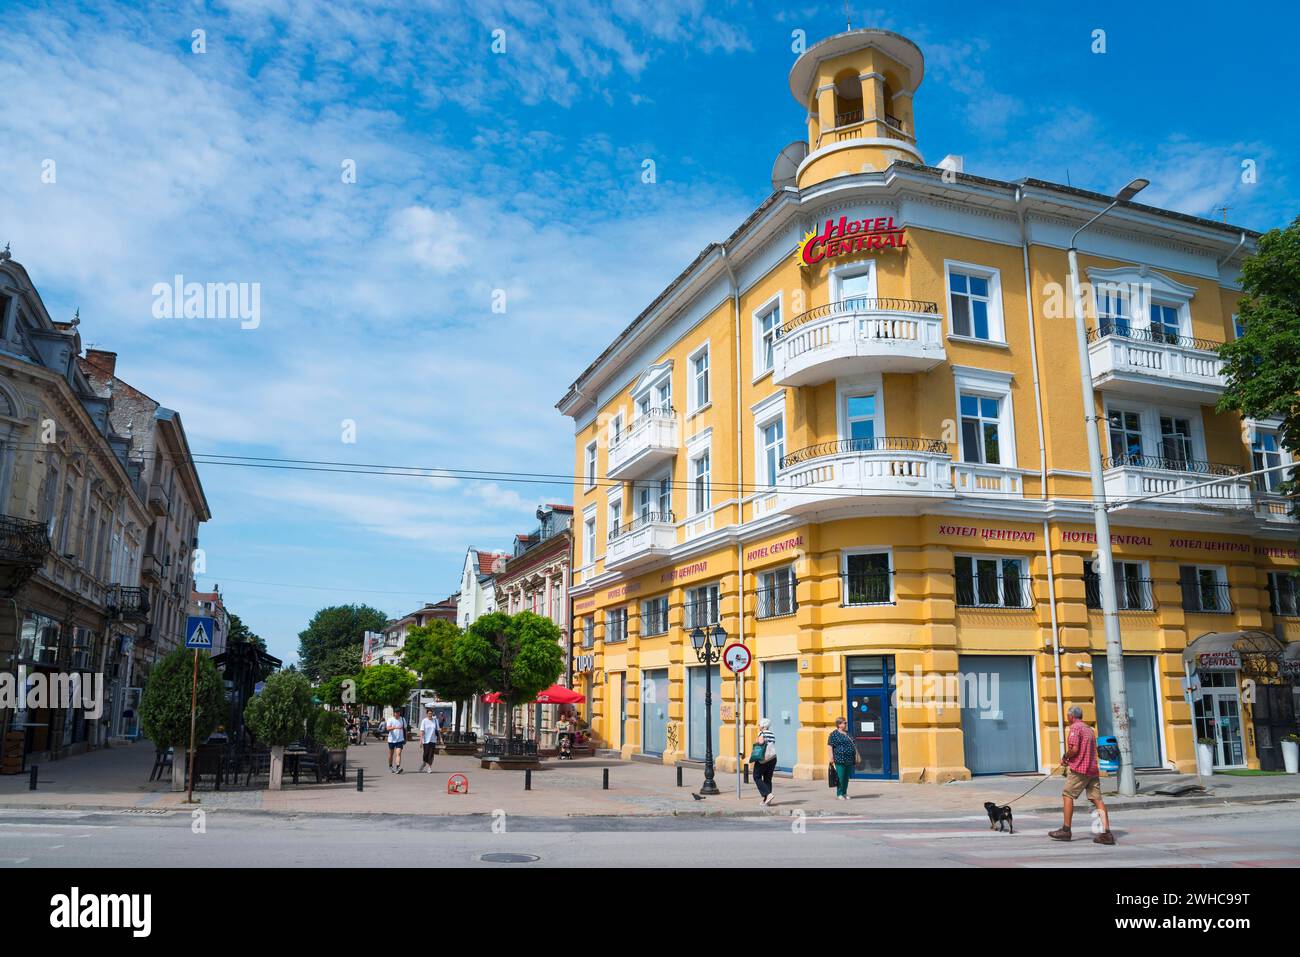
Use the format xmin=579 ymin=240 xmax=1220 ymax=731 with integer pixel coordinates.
xmin=555 ymin=29 xmax=1300 ymax=782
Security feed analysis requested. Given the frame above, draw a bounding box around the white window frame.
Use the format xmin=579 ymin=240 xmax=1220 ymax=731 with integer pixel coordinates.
xmin=953 ymin=366 xmax=1016 ymax=468
xmin=688 ymin=342 xmax=711 ymax=415
xmin=605 ymin=607 xmax=628 ymax=644
xmin=641 ymin=595 xmax=669 ymax=636
xmin=752 ymin=391 xmax=786 ymax=488
xmin=1104 ymin=401 xmax=1146 ymax=464
xmin=1084 ymin=558 xmax=1152 ymax=611
xmin=752 ymin=292 xmax=782 ymax=380
xmin=609 ymin=411 xmax=625 ymax=449
xmin=687 ymin=430 xmax=712 ymax=517
xmin=1086 ymin=266 xmax=1197 ymax=342
xmin=1249 ymin=421 xmax=1292 ymax=493
xmin=830 ymin=259 xmax=878 ymax=303
xmin=607 ymin=493 xmax=623 ymax=542
xmin=757 ymin=564 xmax=798 ymax=619
xmin=1179 ymin=564 xmax=1230 ymax=613
xmin=954 ymin=554 xmax=1031 ymax=608
xmin=834 ymin=372 xmax=885 ymax=445
xmin=582 ymin=506 xmax=598 ymax=567
xmin=840 ymin=548 xmax=894 ymax=606
xmin=584 ymin=441 xmax=598 ymax=490
xmin=630 ymin=360 xmax=674 ymax=419
xmin=684 ymin=582 xmax=720 ymax=629
xmin=943 ymin=260 xmax=1005 ymax=344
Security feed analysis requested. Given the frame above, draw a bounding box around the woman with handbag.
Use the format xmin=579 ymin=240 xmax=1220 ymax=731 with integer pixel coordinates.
xmin=827 ymin=716 xmax=856 ymax=800
xmin=750 ymin=717 xmax=778 ymax=806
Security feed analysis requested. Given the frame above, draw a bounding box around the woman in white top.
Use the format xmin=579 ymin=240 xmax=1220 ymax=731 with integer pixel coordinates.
xmin=752 ymin=717 xmax=778 ymax=806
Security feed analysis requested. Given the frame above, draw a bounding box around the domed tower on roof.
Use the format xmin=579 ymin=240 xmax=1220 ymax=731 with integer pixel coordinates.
xmin=788 ymin=28 xmax=925 ymax=189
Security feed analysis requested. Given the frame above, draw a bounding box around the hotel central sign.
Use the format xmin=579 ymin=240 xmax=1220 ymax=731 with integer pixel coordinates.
xmin=798 ymin=215 xmax=907 ymax=266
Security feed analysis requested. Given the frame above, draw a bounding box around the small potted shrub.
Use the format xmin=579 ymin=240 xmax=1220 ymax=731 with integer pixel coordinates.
xmin=1195 ymin=736 xmax=1216 ymax=777
xmin=1282 ymin=733 xmax=1299 ymax=774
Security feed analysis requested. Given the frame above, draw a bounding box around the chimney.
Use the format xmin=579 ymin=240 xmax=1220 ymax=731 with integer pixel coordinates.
xmin=84 ymin=349 xmax=118 ymax=377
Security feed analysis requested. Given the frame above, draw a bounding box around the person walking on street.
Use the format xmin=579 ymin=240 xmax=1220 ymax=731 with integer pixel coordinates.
xmin=386 ymin=708 xmax=406 ymax=773
xmin=751 ymin=717 xmax=778 ymax=806
xmin=1050 ymin=706 xmax=1114 ymax=845
xmin=419 ymin=708 xmax=441 ymax=773
xmin=827 ymin=716 xmax=856 ymax=800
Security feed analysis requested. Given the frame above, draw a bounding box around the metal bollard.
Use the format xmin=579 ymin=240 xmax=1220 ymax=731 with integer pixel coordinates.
xmin=29 ymin=765 xmax=38 ymax=790
xmin=676 ymin=766 xmax=683 ymax=787
xmin=356 ymin=767 xmax=364 ymax=792
xmin=525 ymin=769 xmax=532 ymax=791
xmin=743 ymin=763 xmax=750 ymax=784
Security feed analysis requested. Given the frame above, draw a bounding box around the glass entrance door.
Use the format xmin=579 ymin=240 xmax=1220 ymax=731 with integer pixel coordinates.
xmin=1192 ymin=672 xmax=1245 ymax=768
xmin=845 ymin=656 xmax=897 ymax=779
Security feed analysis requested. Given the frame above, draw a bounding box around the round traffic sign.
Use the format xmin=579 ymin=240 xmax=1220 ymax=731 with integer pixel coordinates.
xmin=722 ymin=642 xmax=752 ymax=673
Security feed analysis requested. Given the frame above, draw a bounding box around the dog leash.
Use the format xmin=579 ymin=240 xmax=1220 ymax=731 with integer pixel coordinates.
xmin=1004 ymin=766 xmax=1065 ymax=805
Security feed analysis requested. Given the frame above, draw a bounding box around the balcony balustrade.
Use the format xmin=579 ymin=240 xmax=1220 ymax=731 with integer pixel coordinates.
xmin=773 ymin=298 xmax=944 ymax=387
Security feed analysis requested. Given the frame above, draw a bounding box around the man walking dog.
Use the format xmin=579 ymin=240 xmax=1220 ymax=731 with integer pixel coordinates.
xmin=1050 ymin=706 xmax=1115 ymax=845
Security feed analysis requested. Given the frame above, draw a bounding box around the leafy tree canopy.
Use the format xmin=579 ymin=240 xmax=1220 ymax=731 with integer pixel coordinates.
xmin=139 ymin=648 xmax=226 ymax=750
xmin=356 ymin=663 xmax=419 ymax=709
xmin=1218 ymin=215 xmax=1300 ymax=506
xmin=227 ymin=611 xmax=267 ymax=653
xmin=401 ymin=620 xmax=484 ymax=702
xmin=455 ymin=611 xmax=565 ymax=712
xmin=319 ymin=674 xmax=359 ymax=707
xmin=296 ymin=604 xmax=387 ymax=682
xmin=244 ymin=670 xmax=313 ymax=747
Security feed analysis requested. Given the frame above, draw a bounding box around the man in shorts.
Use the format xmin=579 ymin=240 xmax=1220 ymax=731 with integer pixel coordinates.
xmin=1050 ymin=705 xmax=1114 ymax=845
xmin=386 ymin=708 xmax=406 ymax=773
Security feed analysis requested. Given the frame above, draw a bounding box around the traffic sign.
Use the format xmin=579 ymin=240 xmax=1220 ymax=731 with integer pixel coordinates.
xmin=185 ymin=616 xmax=215 ymax=650
xmin=722 ymin=642 xmax=752 ymax=673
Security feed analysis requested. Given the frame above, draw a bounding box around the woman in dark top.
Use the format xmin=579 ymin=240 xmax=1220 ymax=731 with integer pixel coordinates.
xmin=753 ymin=717 xmax=778 ymax=806
xmin=827 ymin=716 xmax=857 ymax=800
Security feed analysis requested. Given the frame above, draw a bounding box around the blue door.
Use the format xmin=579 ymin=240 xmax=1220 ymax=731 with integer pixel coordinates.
xmin=641 ymin=669 xmax=669 ymax=756
xmin=845 ymin=656 xmax=897 ymax=779
xmin=762 ymin=659 xmax=801 ymax=772
xmin=687 ymin=666 xmax=722 ymax=761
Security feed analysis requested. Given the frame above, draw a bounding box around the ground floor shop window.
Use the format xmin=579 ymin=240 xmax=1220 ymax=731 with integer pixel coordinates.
xmin=1193 ymin=671 xmax=1245 ymax=768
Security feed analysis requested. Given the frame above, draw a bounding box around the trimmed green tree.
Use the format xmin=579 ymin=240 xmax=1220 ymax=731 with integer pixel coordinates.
xmin=139 ymin=647 xmax=225 ymax=790
xmin=356 ymin=663 xmax=419 ymax=710
xmin=319 ymin=674 xmax=359 ymax=708
xmin=244 ymin=670 xmax=313 ymax=789
xmin=1218 ymin=215 xmax=1300 ymax=515
xmin=297 ymin=604 xmax=387 ymax=682
xmin=455 ymin=611 xmax=565 ymax=748
xmin=401 ymin=619 xmax=482 ymax=734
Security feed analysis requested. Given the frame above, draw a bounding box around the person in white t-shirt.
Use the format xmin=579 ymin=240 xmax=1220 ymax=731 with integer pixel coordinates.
xmin=419 ymin=708 xmax=441 ymax=773
xmin=386 ymin=709 xmax=406 ymax=773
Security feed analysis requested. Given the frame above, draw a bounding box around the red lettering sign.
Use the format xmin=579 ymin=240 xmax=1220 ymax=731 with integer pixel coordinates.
xmin=799 ymin=215 xmax=907 ymax=267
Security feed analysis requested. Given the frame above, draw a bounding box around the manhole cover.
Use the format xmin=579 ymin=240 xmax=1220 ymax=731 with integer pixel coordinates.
xmin=479 ymin=852 xmax=539 ymax=864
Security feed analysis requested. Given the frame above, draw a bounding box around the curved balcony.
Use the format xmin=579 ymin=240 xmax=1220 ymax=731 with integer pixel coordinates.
xmin=0 ymin=514 xmax=51 ymax=596
xmin=605 ymin=510 xmax=676 ymax=571
xmin=607 ymin=406 xmax=678 ymax=481
xmin=772 ymin=298 xmax=944 ymax=387
xmin=1102 ymin=455 xmax=1252 ymax=513
xmin=776 ymin=437 xmax=953 ymax=514
xmin=1087 ymin=323 xmax=1226 ymax=402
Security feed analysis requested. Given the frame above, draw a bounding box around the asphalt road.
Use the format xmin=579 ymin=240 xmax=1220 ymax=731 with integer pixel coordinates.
xmin=0 ymin=800 xmax=1297 ymax=868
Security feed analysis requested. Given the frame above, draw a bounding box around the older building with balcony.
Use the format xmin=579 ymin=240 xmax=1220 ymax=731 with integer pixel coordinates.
xmin=556 ymin=28 xmax=1293 ymax=782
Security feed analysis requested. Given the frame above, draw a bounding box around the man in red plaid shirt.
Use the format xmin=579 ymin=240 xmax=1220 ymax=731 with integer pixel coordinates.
xmin=1049 ymin=706 xmax=1115 ymax=845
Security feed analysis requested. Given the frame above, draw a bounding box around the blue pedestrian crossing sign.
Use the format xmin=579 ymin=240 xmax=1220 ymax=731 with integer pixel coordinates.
xmin=185 ymin=616 xmax=215 ymax=650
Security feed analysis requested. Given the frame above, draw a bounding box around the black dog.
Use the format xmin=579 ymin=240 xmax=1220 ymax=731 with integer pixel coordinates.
xmin=984 ymin=801 xmax=1014 ymax=834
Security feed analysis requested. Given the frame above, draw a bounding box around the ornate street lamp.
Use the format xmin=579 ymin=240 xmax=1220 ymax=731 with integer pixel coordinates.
xmin=689 ymin=623 xmax=725 ymax=795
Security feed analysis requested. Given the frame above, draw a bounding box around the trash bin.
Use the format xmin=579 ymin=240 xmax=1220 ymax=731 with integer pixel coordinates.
xmin=1097 ymin=735 xmax=1120 ymax=775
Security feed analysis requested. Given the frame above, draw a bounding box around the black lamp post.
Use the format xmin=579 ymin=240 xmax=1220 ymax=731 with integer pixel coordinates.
xmin=690 ymin=623 xmax=725 ymax=795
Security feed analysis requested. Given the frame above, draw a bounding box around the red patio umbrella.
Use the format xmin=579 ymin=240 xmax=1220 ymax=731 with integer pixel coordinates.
xmin=481 ymin=685 xmax=585 ymax=705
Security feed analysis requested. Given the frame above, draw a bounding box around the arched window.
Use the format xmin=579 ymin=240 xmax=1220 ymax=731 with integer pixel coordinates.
xmin=881 ymin=79 xmax=899 ymax=130
xmin=833 ymin=69 xmax=863 ymax=127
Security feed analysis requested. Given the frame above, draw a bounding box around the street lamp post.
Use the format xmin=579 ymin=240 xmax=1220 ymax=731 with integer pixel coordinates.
xmin=690 ymin=624 xmax=725 ymax=795
xmin=1066 ymin=177 xmax=1148 ymax=798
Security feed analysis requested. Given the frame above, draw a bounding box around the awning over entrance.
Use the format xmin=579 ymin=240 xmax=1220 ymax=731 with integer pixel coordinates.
xmin=1184 ymin=631 xmax=1292 ymax=681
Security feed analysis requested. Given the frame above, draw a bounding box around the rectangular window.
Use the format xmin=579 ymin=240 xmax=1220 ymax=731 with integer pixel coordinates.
xmin=955 ymin=556 xmax=1031 ymax=608
xmin=1252 ymin=430 xmax=1285 ymax=492
xmin=1096 ymin=286 xmax=1130 ymax=338
xmin=636 ymin=475 xmax=672 ymax=522
xmin=641 ymin=596 xmax=669 ymax=636
xmin=845 ymin=394 xmax=876 ymax=449
xmin=756 ymin=302 xmax=781 ymax=374
xmin=690 ymin=346 xmax=710 ymax=411
xmin=959 ymin=393 xmax=1001 ymax=465
xmin=583 ymin=516 xmax=597 ymax=563
xmin=949 ymin=270 xmax=992 ymax=340
xmin=1149 ymin=303 xmax=1181 ymax=343
xmin=1084 ymin=560 xmax=1153 ymax=611
xmin=609 ymin=413 xmax=624 ymax=448
xmin=760 ymin=416 xmax=785 ymax=486
xmin=843 ymin=552 xmax=892 ymax=606
xmin=607 ymin=499 xmax=622 ymax=541
xmin=582 ymin=615 xmax=595 ymax=649
xmin=606 ymin=607 xmax=628 ymax=644
xmin=1179 ymin=565 xmax=1231 ymax=614
xmin=684 ymin=583 xmax=720 ymax=629
xmin=691 ymin=450 xmax=711 ymax=515
xmin=1107 ymin=409 xmax=1144 ymax=466
xmin=585 ymin=442 xmax=597 ymax=488
xmin=757 ymin=566 xmax=797 ymax=619
xmin=1159 ymin=416 xmax=1194 ymax=470
xmin=1268 ymin=572 xmax=1299 ymax=617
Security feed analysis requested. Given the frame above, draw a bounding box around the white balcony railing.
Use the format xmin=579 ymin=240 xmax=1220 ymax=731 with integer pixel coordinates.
xmin=605 ymin=511 xmax=676 ymax=570
xmin=1255 ymin=493 xmax=1297 ymax=526
xmin=1103 ymin=456 xmax=1253 ymax=511
xmin=952 ymin=463 xmax=1024 ymax=498
xmin=776 ymin=438 xmax=953 ymax=513
xmin=1087 ymin=324 xmax=1226 ymax=400
xmin=773 ymin=298 xmax=944 ymax=387
xmin=607 ymin=407 xmax=678 ymax=480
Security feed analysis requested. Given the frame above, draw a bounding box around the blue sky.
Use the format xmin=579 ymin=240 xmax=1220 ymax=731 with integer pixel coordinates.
xmin=1 ymin=1 xmax=1294 ymax=664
